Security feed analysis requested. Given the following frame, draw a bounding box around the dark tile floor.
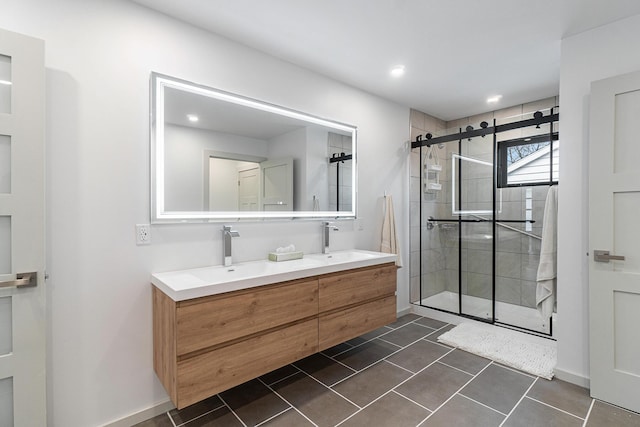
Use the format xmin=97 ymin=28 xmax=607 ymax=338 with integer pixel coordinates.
xmin=136 ymin=314 xmax=640 ymax=427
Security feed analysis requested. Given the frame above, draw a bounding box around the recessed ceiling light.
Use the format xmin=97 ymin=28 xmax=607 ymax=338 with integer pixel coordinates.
xmin=0 ymin=80 xmax=11 ymax=86
xmin=487 ymin=95 xmax=502 ymax=103
xmin=390 ymin=65 xmax=405 ymax=77
xmin=187 ymin=114 xmax=199 ymax=122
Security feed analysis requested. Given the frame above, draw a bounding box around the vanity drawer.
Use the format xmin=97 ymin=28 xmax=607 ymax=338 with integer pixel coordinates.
xmin=176 ymin=279 xmax=318 ymax=356
xmin=176 ymin=318 xmax=318 ymax=408
xmin=318 ymin=295 xmax=396 ymax=351
xmin=318 ymin=263 xmax=396 ymax=312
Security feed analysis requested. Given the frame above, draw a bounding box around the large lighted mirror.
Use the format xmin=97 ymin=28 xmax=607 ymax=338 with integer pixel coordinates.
xmin=150 ymin=73 xmax=357 ymax=222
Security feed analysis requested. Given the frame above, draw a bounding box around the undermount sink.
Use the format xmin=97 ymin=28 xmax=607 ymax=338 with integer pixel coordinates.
xmin=151 ymin=249 xmax=396 ymax=301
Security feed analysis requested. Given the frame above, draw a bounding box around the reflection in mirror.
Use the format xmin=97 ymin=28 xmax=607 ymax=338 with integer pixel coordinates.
xmin=151 ymin=73 xmax=357 ymax=222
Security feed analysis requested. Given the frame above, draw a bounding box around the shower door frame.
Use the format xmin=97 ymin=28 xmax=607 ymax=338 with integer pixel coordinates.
xmin=412 ymin=109 xmax=559 ymax=337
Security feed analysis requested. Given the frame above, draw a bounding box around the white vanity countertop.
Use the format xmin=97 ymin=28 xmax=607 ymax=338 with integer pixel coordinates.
xmin=151 ymin=249 xmax=397 ymax=301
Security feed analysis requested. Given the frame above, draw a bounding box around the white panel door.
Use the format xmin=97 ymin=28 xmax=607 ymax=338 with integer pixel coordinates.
xmin=261 ymin=157 xmax=293 ymax=211
xmin=238 ymin=166 xmax=259 ymax=211
xmin=0 ymin=28 xmax=46 ymax=426
xmin=589 ymin=70 xmax=640 ymax=413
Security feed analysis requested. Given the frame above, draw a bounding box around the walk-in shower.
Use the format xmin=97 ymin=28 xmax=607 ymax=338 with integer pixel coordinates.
xmin=410 ymin=107 xmax=559 ymax=337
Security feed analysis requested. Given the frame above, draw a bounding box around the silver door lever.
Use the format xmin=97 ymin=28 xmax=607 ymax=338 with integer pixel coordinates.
xmin=594 ymin=250 xmax=625 ymax=263
xmin=0 ymin=272 xmax=37 ymax=289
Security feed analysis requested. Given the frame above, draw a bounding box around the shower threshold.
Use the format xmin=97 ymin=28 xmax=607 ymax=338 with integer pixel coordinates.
xmin=419 ymin=291 xmax=556 ymax=337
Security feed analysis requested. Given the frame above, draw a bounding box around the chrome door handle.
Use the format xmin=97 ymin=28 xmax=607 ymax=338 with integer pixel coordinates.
xmin=0 ymin=272 xmax=37 ymax=289
xmin=594 ymin=250 xmax=625 ymax=263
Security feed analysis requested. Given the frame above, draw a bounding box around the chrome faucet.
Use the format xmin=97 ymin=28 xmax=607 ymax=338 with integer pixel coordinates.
xmin=222 ymin=225 xmax=240 ymax=267
xmin=322 ymin=221 xmax=339 ymax=254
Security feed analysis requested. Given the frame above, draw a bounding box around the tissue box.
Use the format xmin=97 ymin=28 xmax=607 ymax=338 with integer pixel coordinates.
xmin=268 ymin=251 xmax=304 ymax=262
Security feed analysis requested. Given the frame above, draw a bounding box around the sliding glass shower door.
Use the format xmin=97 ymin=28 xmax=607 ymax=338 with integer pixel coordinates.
xmin=456 ymin=133 xmax=495 ymax=321
xmin=411 ymin=106 xmax=559 ymax=337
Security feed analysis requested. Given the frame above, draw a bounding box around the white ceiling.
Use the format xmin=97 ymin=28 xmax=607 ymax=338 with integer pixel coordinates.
xmin=133 ymin=0 xmax=640 ymax=121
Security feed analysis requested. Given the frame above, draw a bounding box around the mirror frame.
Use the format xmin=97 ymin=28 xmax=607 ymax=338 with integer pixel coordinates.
xmin=150 ymin=72 xmax=358 ymax=223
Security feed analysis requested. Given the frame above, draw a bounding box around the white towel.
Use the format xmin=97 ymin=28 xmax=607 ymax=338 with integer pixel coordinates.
xmin=380 ymin=195 xmax=402 ymax=267
xmin=536 ymin=186 xmax=558 ymax=319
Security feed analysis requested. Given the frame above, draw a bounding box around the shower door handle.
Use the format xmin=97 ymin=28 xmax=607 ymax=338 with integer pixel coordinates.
xmin=593 ymin=250 xmax=625 ymax=263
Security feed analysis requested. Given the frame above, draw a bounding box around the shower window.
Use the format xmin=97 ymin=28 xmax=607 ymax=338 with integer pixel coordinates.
xmin=497 ymin=133 xmax=559 ymax=188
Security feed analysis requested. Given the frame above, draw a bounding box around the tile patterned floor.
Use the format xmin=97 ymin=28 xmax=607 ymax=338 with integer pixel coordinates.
xmin=136 ymin=314 xmax=640 ymax=427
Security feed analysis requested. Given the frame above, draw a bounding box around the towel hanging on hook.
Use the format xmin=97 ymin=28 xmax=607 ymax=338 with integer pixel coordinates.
xmin=380 ymin=194 xmax=402 ymax=267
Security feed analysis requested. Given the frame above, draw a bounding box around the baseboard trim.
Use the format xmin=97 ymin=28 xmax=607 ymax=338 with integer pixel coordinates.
xmin=397 ymin=306 xmax=412 ymax=317
xmin=101 ymin=399 xmax=175 ymax=427
xmin=554 ymin=368 xmax=590 ymax=389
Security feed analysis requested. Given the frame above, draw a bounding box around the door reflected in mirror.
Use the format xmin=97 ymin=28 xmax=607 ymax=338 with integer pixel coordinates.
xmin=151 ymin=73 xmax=357 ymax=222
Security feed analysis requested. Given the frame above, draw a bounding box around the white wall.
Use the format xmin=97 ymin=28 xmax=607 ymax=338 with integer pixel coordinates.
xmin=208 ymin=158 xmax=246 ymax=211
xmin=164 ymin=124 xmax=267 ymax=211
xmin=558 ymin=13 xmax=640 ymax=384
xmin=267 ymin=127 xmax=307 ymax=210
xmin=0 ymin=0 xmax=410 ymax=425
xmin=306 ymin=127 xmax=330 ymax=211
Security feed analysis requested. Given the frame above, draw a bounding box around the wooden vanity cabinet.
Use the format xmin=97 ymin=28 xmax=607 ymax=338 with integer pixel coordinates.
xmin=153 ymin=262 xmax=396 ymax=409
xmin=153 ymin=278 xmax=319 ymax=409
xmin=318 ymin=264 xmax=397 ymax=350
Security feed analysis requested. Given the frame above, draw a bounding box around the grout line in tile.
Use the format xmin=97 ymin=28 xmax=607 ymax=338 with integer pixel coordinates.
xmin=166 ymin=411 xmax=178 ymax=427
xmin=295 ymin=365 xmax=363 ymax=410
xmin=498 ymin=376 xmax=539 ymax=427
xmin=328 ymin=359 xmax=415 ymax=398
xmin=376 ymin=337 xmax=409 ymax=348
xmin=320 ymin=341 xmax=354 ymax=356
xmin=490 ymin=361 xmax=537 ymax=380
xmin=458 ymin=392 xmax=509 ymax=416
xmin=294 ymin=364 xmax=355 ymax=389
xmin=263 ymin=367 xmax=302 ymax=387
xmin=384 ymin=358 xmax=419 ymax=375
xmin=324 ymin=363 xmax=362 ymax=388
xmin=327 ymin=340 xmax=418 ymax=382
xmin=417 ymin=358 xmax=496 ymax=424
xmin=391 ymin=389 xmax=434 ymax=413
xmin=417 ymin=413 xmax=432 ymax=427
xmin=422 ymin=336 xmax=455 ymax=351
xmin=176 ymin=405 xmax=235 ymax=427
xmin=413 ymin=322 xmax=437 ymax=331
xmin=328 ymin=333 xmax=394 ymax=357
xmin=582 ymin=399 xmax=596 ymax=427
xmin=436 ymin=360 xmax=485 ymax=377
xmin=256 ymin=377 xmax=319 ymax=427
xmin=333 ymin=390 xmax=395 ymax=427
xmin=391 ymin=345 xmax=458 ymax=393
xmin=216 ymin=394 xmax=248 ymax=427
xmin=254 ymin=407 xmax=293 ymax=427
xmin=525 ymin=396 xmax=586 ymax=420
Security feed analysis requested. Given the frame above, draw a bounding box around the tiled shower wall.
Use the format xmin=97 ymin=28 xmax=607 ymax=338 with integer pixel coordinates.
xmin=409 ymin=111 xmax=447 ymax=303
xmin=410 ymin=97 xmax=558 ymax=310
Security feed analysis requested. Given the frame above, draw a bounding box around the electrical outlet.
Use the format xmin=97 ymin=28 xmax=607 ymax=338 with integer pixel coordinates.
xmin=136 ymin=224 xmax=151 ymax=245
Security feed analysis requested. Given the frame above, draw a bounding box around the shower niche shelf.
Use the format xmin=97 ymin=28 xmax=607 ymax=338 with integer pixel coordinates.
xmin=424 ymin=163 xmax=442 ymax=193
